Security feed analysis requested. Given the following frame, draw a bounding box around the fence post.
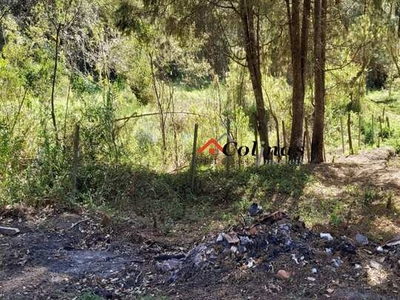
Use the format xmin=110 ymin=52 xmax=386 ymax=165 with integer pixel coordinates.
xmin=358 ymin=114 xmax=361 ymax=149
xmin=72 ymin=124 xmax=80 ymax=198
xmin=282 ymin=120 xmax=288 ymax=164
xmin=348 ymin=112 xmax=354 ymax=155
xmin=253 ymin=114 xmax=259 ymax=166
xmin=190 ymin=124 xmax=198 ymax=190
xmin=340 ymin=116 xmax=345 ymax=154
xmin=371 ymin=114 xmax=375 ymax=146
xmin=305 ymin=118 xmax=311 ymax=163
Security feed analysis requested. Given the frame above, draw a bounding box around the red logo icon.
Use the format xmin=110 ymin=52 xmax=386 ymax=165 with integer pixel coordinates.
xmin=198 ymin=138 xmax=223 ymax=155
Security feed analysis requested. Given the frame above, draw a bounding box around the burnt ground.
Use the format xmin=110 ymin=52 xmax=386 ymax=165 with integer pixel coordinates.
xmin=1 ymin=148 xmax=400 ymax=300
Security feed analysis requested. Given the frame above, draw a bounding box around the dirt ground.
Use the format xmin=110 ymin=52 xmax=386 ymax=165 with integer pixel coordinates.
xmin=1 ymin=149 xmax=400 ymax=300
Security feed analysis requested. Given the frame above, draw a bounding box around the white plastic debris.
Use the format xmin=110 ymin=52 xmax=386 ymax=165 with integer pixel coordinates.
xmin=246 ymin=258 xmax=256 ymax=268
xmin=230 ymin=246 xmax=238 ymax=253
xmin=307 ymin=277 xmax=316 ymax=281
xmin=291 ymin=254 xmax=299 ymax=264
xmin=312 ymin=268 xmax=318 ymax=274
xmin=354 ymin=264 xmax=362 ymax=269
xmin=325 ymin=248 xmax=333 ymax=255
xmin=320 ymin=233 xmax=333 ymax=241
xmin=376 ymin=246 xmax=384 ymax=253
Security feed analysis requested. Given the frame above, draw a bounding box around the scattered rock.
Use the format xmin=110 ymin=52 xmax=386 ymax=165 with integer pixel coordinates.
xmin=332 ymin=257 xmax=343 ymax=268
xmin=355 ymin=233 xmax=368 ymax=245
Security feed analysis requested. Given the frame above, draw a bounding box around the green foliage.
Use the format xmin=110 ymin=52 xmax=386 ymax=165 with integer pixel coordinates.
xmin=364 ymin=188 xmax=378 ymax=206
xmin=78 ymin=292 xmax=104 ymax=300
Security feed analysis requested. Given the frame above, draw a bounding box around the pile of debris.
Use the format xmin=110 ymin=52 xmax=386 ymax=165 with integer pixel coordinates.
xmin=155 ymin=204 xmax=400 ymax=286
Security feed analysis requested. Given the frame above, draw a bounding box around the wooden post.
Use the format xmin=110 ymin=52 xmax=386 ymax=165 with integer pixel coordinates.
xmin=378 ymin=116 xmax=383 ymax=147
xmin=282 ymin=120 xmax=288 ymax=163
xmin=72 ymin=124 xmax=80 ymax=198
xmin=340 ymin=116 xmax=345 ymax=154
xmin=305 ymin=118 xmax=311 ymax=163
xmin=348 ymin=112 xmax=354 ymax=155
xmin=190 ymin=124 xmax=198 ymax=190
xmin=358 ymin=114 xmax=361 ymax=149
xmin=226 ymin=118 xmax=232 ymax=171
xmin=253 ymin=114 xmax=259 ymax=166
xmin=371 ymin=114 xmax=375 ymax=145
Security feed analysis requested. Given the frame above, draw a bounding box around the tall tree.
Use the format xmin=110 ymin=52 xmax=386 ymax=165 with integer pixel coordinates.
xmin=311 ymin=0 xmax=327 ymax=163
xmin=116 ymin=0 xmax=271 ymax=160
xmin=286 ymin=0 xmax=311 ymax=163
xmin=239 ymin=0 xmax=270 ymax=158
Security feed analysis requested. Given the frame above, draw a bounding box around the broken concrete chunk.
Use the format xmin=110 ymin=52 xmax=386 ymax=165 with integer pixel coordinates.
xmin=320 ymin=233 xmax=333 ymax=241
xmin=0 ymin=226 xmax=20 ymax=236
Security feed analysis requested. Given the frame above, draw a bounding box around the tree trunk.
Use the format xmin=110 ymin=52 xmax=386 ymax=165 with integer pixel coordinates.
xmin=311 ymin=0 xmax=326 ymax=163
xmin=286 ymin=0 xmax=311 ymax=163
xmin=50 ymin=23 xmax=62 ymax=142
xmin=240 ymin=0 xmax=269 ymax=162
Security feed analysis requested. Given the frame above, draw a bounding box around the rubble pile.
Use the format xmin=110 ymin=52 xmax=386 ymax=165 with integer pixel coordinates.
xmin=156 ymin=206 xmax=400 ymax=287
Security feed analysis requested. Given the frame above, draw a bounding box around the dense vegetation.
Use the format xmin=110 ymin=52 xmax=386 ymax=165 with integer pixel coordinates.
xmin=0 ymin=0 xmax=400 ymax=212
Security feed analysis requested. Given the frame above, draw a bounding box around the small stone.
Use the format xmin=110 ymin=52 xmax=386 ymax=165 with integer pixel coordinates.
xmin=355 ymin=233 xmax=369 ymax=245
xmin=230 ymin=246 xmax=238 ymax=253
xmin=320 ymin=233 xmax=333 ymax=241
xmin=376 ymin=246 xmax=384 ymax=253
xmin=354 ymin=264 xmax=362 ymax=269
xmin=332 ymin=257 xmax=342 ymax=268
xmin=312 ymin=268 xmax=318 ymax=274
xmin=216 ymin=233 xmax=224 ymax=242
xmin=276 ymin=270 xmax=290 ymax=280
xmin=327 ymin=288 xmax=334 ymax=294
xmin=307 ymin=277 xmax=316 ymax=281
